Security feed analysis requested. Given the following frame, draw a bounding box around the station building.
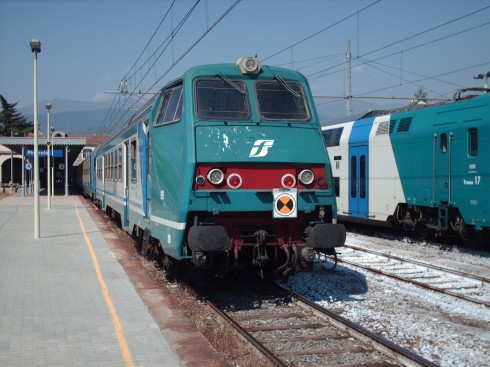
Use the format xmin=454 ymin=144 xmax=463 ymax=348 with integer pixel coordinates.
xmin=0 ymin=132 xmax=107 ymax=195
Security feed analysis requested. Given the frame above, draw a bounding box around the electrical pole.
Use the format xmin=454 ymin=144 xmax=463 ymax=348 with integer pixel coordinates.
xmin=346 ymin=38 xmax=353 ymax=116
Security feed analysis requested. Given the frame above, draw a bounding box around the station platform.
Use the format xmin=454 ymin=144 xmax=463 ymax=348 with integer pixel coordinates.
xmin=0 ymin=191 xmax=228 ymax=367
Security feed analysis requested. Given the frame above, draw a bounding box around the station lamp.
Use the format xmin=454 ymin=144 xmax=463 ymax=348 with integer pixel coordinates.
xmin=30 ymin=39 xmax=41 ymax=239
xmin=46 ymin=103 xmax=52 ymax=210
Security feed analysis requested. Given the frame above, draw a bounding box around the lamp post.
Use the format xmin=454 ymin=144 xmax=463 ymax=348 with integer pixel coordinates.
xmin=473 ymin=72 xmax=490 ymax=89
xmin=51 ymin=127 xmax=55 ymax=201
xmin=9 ymin=106 xmax=13 ymax=194
xmin=30 ymin=39 xmax=41 ymax=239
xmin=46 ymin=103 xmax=52 ymax=210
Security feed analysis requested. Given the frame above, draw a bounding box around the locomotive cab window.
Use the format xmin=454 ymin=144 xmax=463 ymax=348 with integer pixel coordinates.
xmin=155 ymin=84 xmax=183 ymax=126
xmin=323 ymin=127 xmax=343 ymax=147
xmin=468 ymin=128 xmax=478 ymax=157
xmin=255 ymin=80 xmax=310 ymax=121
xmin=196 ymin=79 xmax=250 ymax=120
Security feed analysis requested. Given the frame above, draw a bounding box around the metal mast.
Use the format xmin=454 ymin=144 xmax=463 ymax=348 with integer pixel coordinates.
xmin=346 ymin=38 xmax=353 ymax=116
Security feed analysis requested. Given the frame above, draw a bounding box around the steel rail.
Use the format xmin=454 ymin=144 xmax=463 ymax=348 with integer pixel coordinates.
xmin=203 ymin=297 xmax=288 ymax=367
xmin=203 ymin=281 xmax=439 ymax=367
xmin=344 ymin=244 xmax=490 ymax=283
xmin=275 ymin=283 xmax=440 ymax=367
xmin=334 ymin=247 xmax=490 ymax=307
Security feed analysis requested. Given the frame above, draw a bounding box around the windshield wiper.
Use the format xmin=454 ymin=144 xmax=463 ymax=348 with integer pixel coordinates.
xmin=275 ymin=75 xmax=300 ymax=97
xmin=217 ymin=74 xmax=245 ymax=95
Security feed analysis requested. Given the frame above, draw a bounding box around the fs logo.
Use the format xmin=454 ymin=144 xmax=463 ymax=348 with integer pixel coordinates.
xmin=249 ymin=139 xmax=274 ymax=157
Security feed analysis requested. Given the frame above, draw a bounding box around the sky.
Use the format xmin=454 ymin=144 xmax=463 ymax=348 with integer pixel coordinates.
xmin=1 ymin=0 xmax=489 ymax=115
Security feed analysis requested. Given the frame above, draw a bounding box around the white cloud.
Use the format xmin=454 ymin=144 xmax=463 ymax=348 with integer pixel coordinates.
xmin=92 ymin=92 xmax=113 ymax=102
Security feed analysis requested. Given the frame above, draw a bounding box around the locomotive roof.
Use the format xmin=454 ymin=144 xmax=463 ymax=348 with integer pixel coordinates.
xmin=163 ymin=62 xmax=309 ymax=88
xmin=322 ymin=88 xmax=489 ymax=127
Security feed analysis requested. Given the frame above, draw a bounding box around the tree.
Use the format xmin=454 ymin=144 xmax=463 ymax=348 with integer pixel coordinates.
xmin=0 ymin=95 xmax=33 ymax=136
xmin=411 ymin=87 xmax=428 ymax=105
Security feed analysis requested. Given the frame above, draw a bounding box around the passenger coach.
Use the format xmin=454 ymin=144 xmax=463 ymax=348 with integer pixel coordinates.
xmin=80 ymin=57 xmax=345 ymax=277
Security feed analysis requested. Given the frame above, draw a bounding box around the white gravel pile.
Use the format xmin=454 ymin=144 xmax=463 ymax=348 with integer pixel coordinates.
xmin=280 ymin=233 xmax=490 ymax=366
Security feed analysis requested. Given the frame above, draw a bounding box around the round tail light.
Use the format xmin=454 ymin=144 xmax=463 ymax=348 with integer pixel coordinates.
xmin=207 ymin=168 xmax=224 ymax=185
xmin=281 ymin=174 xmax=296 ymax=188
xmin=227 ymin=173 xmax=242 ymax=189
xmin=298 ymin=169 xmax=315 ymax=185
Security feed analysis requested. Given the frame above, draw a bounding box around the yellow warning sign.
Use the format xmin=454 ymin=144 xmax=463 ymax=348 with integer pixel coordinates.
xmin=273 ymin=189 xmax=297 ymax=218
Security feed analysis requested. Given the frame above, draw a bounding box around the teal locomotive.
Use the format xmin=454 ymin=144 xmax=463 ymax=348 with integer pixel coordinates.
xmin=322 ymin=88 xmax=489 ymax=246
xmin=78 ymin=57 xmax=345 ymax=277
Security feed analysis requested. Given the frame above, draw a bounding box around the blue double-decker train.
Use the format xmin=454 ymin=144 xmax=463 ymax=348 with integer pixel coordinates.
xmin=76 ymin=57 xmax=345 ymax=277
xmin=322 ymin=88 xmax=489 ymax=246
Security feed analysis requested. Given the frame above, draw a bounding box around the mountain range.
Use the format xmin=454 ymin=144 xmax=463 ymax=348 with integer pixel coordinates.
xmin=18 ymin=97 xmax=404 ymax=135
xmin=18 ymin=99 xmax=117 ymax=135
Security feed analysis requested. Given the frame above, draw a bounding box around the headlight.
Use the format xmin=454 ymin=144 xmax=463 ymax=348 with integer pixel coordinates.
xmin=207 ymin=168 xmax=224 ymax=185
xmin=236 ymin=57 xmax=262 ymax=74
xmin=298 ymin=169 xmax=315 ymax=185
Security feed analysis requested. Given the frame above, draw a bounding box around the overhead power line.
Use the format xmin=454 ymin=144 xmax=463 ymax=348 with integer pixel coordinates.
xmin=307 ymin=6 xmax=490 ymax=80
xmin=99 ymin=0 xmax=242 ymax=135
xmin=263 ymin=0 xmax=381 ymax=62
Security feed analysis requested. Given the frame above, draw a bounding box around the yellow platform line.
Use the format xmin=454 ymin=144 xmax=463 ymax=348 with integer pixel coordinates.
xmin=75 ymin=204 xmax=135 ymax=367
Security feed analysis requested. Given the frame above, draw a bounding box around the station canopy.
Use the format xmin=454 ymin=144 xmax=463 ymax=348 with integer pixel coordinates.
xmin=0 ymin=136 xmax=86 ymax=166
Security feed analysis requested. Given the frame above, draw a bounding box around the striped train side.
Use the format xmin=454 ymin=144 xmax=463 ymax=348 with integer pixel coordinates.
xmin=322 ymin=89 xmax=490 ymax=246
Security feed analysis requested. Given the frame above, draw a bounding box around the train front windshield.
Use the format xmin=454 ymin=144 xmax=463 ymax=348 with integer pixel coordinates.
xmin=196 ymin=79 xmax=250 ymax=120
xmin=195 ymin=77 xmax=311 ymax=122
xmin=255 ymin=81 xmax=310 ymax=121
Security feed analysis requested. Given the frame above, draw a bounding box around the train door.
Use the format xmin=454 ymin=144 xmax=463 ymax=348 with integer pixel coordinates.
xmin=138 ymin=122 xmax=149 ymax=219
xmin=433 ymin=130 xmax=454 ymax=229
xmin=433 ymin=130 xmax=453 ymax=204
xmin=123 ymin=141 xmax=130 ymax=227
xmin=90 ymin=155 xmax=96 ymax=193
xmin=348 ymin=145 xmax=369 ymax=218
xmin=146 ymin=131 xmax=151 ymax=218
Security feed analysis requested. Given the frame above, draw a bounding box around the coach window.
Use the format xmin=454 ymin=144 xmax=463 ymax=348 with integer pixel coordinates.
xmin=130 ymin=139 xmax=137 ymax=183
xmin=104 ymin=154 xmax=108 ymax=179
xmin=110 ymin=151 xmax=114 ymax=180
xmin=98 ymin=158 xmax=102 ymax=179
xmin=323 ymin=127 xmax=343 ymax=147
xmin=350 ymin=156 xmax=357 ymax=198
xmin=360 ymin=155 xmax=366 ymax=199
xmin=112 ymin=150 xmax=116 ymax=180
xmin=196 ymin=79 xmax=250 ymax=120
xmin=468 ymin=128 xmax=478 ymax=157
xmin=112 ymin=150 xmax=116 ymax=179
xmin=118 ymin=146 xmax=123 ymax=180
xmin=255 ymin=80 xmax=310 ymax=121
xmin=440 ymin=133 xmax=447 ymax=153
xmin=334 ymin=177 xmax=340 ymax=198
xmin=155 ymin=84 xmax=183 ymax=126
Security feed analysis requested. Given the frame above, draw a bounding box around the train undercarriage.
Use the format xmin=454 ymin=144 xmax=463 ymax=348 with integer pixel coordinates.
xmin=392 ymin=203 xmax=488 ymax=247
xmin=185 ymin=210 xmax=345 ymax=279
xmin=126 ymin=209 xmax=345 ymax=280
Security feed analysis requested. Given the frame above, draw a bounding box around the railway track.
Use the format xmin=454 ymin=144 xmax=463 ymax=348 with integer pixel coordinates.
xmin=329 ymin=244 xmax=490 ymax=307
xmin=201 ymin=281 xmax=438 ymax=367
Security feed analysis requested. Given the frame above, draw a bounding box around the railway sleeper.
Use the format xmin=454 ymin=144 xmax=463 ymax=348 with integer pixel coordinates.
xmin=274 ymin=345 xmax=374 ymax=356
